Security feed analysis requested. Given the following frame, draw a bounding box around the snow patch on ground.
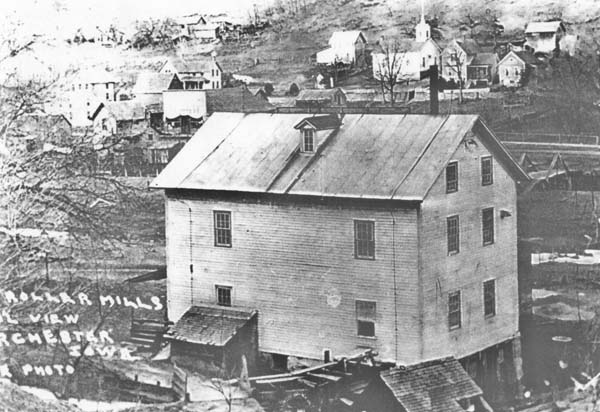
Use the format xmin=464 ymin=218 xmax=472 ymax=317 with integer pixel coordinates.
xmin=532 ymin=250 xmax=600 ymax=265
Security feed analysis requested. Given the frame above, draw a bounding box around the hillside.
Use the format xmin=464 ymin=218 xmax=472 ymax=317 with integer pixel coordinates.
xmin=213 ymin=0 xmax=600 ymax=90
xmin=0 ymin=380 xmax=79 ymax=412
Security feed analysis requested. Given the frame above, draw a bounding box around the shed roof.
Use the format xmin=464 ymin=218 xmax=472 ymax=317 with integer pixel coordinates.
xmin=525 ymin=21 xmax=565 ymax=34
xmin=163 ymin=56 xmax=221 ymax=74
xmin=104 ymin=101 xmax=146 ymax=121
xmin=456 ymin=38 xmax=482 ymax=56
xmin=329 ymin=31 xmax=366 ymax=45
xmin=296 ymin=88 xmax=342 ymax=101
xmin=133 ymin=72 xmax=179 ymax=95
xmin=176 ymin=14 xmax=206 ymax=26
xmin=165 ymin=305 xmax=257 ymax=346
xmin=470 ymin=52 xmax=498 ymax=67
xmin=380 ymin=357 xmax=483 ymax=412
xmin=151 ymin=113 xmax=529 ymax=201
xmin=205 ymin=87 xmax=274 ymax=113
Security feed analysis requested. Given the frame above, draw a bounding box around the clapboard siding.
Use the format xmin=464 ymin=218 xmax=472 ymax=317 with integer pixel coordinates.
xmin=419 ymin=130 xmax=519 ymax=360
xmin=165 ymin=196 xmax=420 ymax=362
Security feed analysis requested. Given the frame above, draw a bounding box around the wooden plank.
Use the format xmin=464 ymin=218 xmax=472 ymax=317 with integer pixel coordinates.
xmin=255 ymin=376 xmax=301 ymax=385
xmin=235 ymin=350 xmax=375 ymax=384
xmin=306 ymin=372 xmax=342 ymax=382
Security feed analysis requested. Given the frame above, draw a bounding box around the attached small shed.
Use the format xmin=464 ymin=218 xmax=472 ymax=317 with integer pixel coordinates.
xmin=375 ymin=357 xmax=493 ymax=412
xmin=166 ymin=305 xmax=258 ymax=374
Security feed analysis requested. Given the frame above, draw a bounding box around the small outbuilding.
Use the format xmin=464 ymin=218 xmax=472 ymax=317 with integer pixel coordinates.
xmin=166 ymin=305 xmax=259 ymax=374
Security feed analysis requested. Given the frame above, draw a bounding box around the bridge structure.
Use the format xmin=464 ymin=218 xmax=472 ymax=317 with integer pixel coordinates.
xmin=495 ymin=131 xmax=600 ymax=192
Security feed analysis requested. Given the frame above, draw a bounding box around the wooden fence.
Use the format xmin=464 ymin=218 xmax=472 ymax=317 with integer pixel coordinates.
xmin=496 ymin=132 xmax=600 ymax=146
xmin=273 ymin=106 xmax=412 ymax=114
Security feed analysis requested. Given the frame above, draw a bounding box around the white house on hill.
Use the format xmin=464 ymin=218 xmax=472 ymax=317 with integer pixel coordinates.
xmin=524 ymin=21 xmax=566 ymax=55
xmin=159 ymin=53 xmax=223 ymax=90
xmin=372 ymin=7 xmax=441 ymax=81
xmin=317 ymin=31 xmax=367 ymax=65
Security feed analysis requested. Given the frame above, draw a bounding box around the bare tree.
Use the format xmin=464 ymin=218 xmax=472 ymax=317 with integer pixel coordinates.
xmin=374 ymin=40 xmax=406 ymax=106
xmin=131 ymin=18 xmax=178 ymax=49
xmin=445 ymin=49 xmax=466 ymax=104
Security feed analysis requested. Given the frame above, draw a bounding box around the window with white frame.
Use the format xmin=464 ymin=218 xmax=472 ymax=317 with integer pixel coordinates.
xmin=481 ymin=156 xmax=493 ymax=186
xmin=216 ymin=285 xmax=232 ymax=306
xmin=448 ymin=291 xmax=461 ymax=330
xmin=446 ymin=161 xmax=458 ymax=193
xmin=356 ymin=300 xmax=376 ymax=337
xmin=354 ymin=220 xmax=375 ymax=259
xmin=482 ymin=208 xmax=494 ymax=246
xmin=214 ymin=211 xmax=232 ymax=247
xmin=302 ymin=128 xmax=315 ymax=152
xmin=447 ymin=215 xmax=460 ymax=255
xmin=484 ymin=279 xmax=496 ymax=317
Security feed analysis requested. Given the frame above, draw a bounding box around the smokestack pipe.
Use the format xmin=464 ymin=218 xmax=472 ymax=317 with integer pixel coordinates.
xmin=429 ymin=64 xmax=439 ymax=115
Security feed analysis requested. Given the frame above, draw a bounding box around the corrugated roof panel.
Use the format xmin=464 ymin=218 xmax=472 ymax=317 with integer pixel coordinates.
xmin=152 ymin=113 xmax=524 ymax=201
xmin=180 ymin=113 xmax=309 ymax=192
xmin=288 ymin=115 xmax=448 ymax=199
xmin=395 ymin=115 xmax=478 ymax=199
xmin=150 ymin=112 xmax=246 ymax=189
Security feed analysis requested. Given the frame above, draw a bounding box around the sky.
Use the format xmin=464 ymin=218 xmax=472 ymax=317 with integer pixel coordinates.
xmin=1 ymin=0 xmax=269 ymax=36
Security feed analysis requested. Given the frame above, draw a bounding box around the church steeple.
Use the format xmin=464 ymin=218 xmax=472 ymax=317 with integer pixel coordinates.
xmin=415 ymin=0 xmax=431 ymax=43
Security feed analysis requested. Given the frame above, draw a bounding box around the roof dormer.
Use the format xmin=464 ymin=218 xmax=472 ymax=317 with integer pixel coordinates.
xmin=294 ymin=115 xmax=341 ymax=154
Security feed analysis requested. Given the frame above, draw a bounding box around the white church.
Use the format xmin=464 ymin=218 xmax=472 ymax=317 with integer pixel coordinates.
xmin=372 ymin=1 xmax=441 ymax=81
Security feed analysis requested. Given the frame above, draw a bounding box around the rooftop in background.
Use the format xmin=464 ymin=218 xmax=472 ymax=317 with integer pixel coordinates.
xmin=102 ymin=100 xmax=146 ymax=121
xmin=470 ymin=52 xmax=498 ymax=66
xmin=165 ymin=305 xmax=257 ymax=346
xmin=329 ymin=30 xmax=367 ymax=45
xmin=205 ymin=87 xmax=274 ymax=113
xmin=380 ymin=357 xmax=483 ymax=412
xmin=161 ymin=56 xmax=221 ymax=74
xmin=525 ymin=21 xmax=565 ymax=33
xmin=133 ymin=72 xmax=180 ymax=95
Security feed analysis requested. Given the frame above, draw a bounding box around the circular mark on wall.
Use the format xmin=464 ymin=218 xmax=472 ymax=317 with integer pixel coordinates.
xmin=326 ymin=288 xmax=341 ymax=308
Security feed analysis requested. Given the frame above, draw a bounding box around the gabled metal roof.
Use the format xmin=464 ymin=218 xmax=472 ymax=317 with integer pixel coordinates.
xmin=151 ymin=113 xmax=529 ymax=201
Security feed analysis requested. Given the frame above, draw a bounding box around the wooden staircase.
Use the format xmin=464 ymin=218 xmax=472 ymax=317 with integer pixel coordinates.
xmin=126 ymin=319 xmax=170 ymax=353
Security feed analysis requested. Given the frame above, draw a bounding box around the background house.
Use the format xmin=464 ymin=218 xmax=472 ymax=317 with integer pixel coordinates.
xmin=498 ymin=51 xmax=538 ymax=87
xmin=162 ymin=86 xmax=273 ymax=136
xmin=12 ymin=114 xmax=72 ymax=153
xmin=66 ymin=69 xmax=119 ymax=127
xmin=295 ymin=88 xmax=347 ymax=108
xmin=441 ymin=39 xmax=478 ymax=84
xmin=316 ymin=31 xmax=367 ymax=65
xmin=467 ymin=52 xmax=499 ymax=87
xmin=151 ymin=112 xmax=529 ymax=398
xmin=372 ymin=8 xmax=441 ymax=81
xmin=91 ymin=100 xmax=147 ymax=137
xmin=132 ymin=72 xmax=182 ymax=106
xmin=524 ymin=21 xmax=566 ymax=55
xmin=159 ymin=54 xmax=223 ymax=90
